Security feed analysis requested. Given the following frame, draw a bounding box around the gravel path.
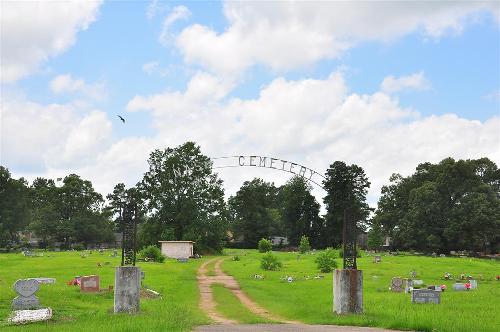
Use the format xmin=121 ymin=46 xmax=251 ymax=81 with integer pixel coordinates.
xmin=195 ymin=258 xmax=407 ymax=332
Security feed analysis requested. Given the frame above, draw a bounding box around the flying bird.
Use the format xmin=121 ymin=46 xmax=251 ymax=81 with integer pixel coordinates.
xmin=117 ymin=115 xmax=125 ymax=123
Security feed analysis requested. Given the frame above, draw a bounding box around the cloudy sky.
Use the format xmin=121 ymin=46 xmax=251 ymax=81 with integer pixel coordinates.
xmin=1 ymin=1 xmax=499 ymax=207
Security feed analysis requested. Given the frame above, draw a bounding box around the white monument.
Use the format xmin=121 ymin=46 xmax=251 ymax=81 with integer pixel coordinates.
xmin=158 ymin=241 xmax=194 ymax=259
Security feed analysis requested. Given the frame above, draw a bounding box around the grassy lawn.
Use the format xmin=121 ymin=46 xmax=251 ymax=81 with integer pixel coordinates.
xmin=211 ymin=284 xmax=272 ymax=324
xmin=0 ymin=250 xmax=210 ymax=331
xmin=222 ymin=249 xmax=500 ymax=332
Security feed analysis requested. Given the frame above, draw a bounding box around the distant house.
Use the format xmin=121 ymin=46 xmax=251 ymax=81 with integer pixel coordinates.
xmin=270 ymin=236 xmax=288 ymax=246
xmin=18 ymin=231 xmax=41 ymax=247
xmin=158 ymin=241 xmax=195 ymax=259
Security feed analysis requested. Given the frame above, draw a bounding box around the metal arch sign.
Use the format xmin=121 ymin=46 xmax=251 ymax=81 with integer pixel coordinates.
xmin=212 ymin=154 xmax=357 ymax=269
xmin=212 ymin=155 xmax=326 ymax=188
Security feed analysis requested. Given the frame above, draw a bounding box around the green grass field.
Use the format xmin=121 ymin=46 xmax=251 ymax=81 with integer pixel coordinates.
xmin=1 ymin=249 xmax=499 ymax=331
xmin=222 ymin=250 xmax=500 ymax=332
xmin=0 ymin=251 xmax=209 ymax=331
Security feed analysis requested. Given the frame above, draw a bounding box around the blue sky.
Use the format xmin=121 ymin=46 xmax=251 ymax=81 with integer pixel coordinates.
xmin=1 ymin=1 xmax=499 ymax=205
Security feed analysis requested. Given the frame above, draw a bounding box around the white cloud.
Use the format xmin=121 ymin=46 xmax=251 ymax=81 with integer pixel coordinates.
xmin=126 ymin=71 xmax=499 ymax=205
xmin=0 ymin=93 xmax=112 ymax=173
xmin=483 ymin=89 xmax=500 ymax=101
xmin=50 ymin=74 xmax=107 ymax=101
xmin=142 ymin=61 xmax=160 ymax=75
xmin=146 ymin=0 xmax=160 ymax=20
xmin=4 ymin=70 xmax=498 ymax=204
xmin=159 ymin=5 xmax=191 ymax=46
xmin=0 ymin=1 xmax=102 ymax=83
xmin=175 ymin=1 xmax=497 ymax=76
xmin=381 ymin=72 xmax=431 ymax=93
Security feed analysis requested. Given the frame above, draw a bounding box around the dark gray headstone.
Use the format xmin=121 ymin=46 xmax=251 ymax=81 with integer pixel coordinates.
xmin=411 ymin=289 xmax=440 ymax=304
xmin=12 ymin=279 xmax=42 ymax=310
xmin=12 ymin=295 xmax=40 ymax=310
xmin=14 ymin=279 xmax=40 ymax=297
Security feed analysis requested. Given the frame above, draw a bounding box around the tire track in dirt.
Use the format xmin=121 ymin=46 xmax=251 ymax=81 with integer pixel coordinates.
xmin=197 ymin=257 xmax=300 ymax=325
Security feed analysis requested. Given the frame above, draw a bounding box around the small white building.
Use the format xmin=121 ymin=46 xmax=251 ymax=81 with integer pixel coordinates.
xmin=158 ymin=241 xmax=194 ymax=259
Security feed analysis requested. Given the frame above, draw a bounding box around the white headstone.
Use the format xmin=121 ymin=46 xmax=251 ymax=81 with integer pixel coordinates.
xmin=8 ymin=308 xmax=52 ymax=324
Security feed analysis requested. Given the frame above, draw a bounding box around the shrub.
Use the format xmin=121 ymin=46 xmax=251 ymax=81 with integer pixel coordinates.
xmin=138 ymin=245 xmax=165 ymax=263
xmin=298 ymin=235 xmax=311 ymax=254
xmin=258 ymin=238 xmax=272 ymax=253
xmin=315 ymin=248 xmax=338 ymax=273
xmin=72 ymin=244 xmax=85 ymax=251
xmin=260 ymin=252 xmax=282 ymax=271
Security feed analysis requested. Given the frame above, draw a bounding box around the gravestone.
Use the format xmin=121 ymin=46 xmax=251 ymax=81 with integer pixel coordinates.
xmin=373 ymin=255 xmax=381 ymax=263
xmin=470 ymin=279 xmax=478 ymax=289
xmin=34 ymin=278 xmax=56 ymax=285
xmin=411 ymin=289 xmax=440 ymax=304
xmin=410 ymin=270 xmax=417 ymax=278
xmin=453 ymin=283 xmax=467 ymax=291
xmin=413 ymin=279 xmax=424 ymax=286
xmin=405 ymin=279 xmax=413 ymax=293
xmin=177 ymin=258 xmax=188 ymax=263
xmin=12 ymin=279 xmax=41 ymax=310
xmin=80 ymin=275 xmax=100 ymax=292
xmin=391 ymin=277 xmax=406 ymax=292
xmin=8 ymin=308 xmax=52 ymax=324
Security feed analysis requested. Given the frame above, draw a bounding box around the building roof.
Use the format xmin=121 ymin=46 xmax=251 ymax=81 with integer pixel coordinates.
xmin=158 ymin=241 xmax=195 ymax=243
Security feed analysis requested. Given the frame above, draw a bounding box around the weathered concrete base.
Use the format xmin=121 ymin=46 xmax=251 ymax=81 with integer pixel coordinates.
xmin=114 ymin=266 xmax=141 ymax=314
xmin=333 ymin=269 xmax=363 ymax=314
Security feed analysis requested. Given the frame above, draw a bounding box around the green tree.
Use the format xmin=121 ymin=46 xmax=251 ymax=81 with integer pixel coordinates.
xmin=0 ymin=166 xmax=31 ymax=247
xmin=258 ymin=238 xmax=272 ymax=252
xmin=278 ymin=176 xmax=324 ymax=247
xmin=106 ymin=183 xmax=127 ymax=231
xmin=29 ymin=177 xmax=59 ymax=247
xmin=139 ymin=142 xmax=227 ymax=253
xmin=374 ymin=157 xmax=500 ymax=253
xmin=323 ymin=161 xmax=371 ymax=248
xmin=367 ymin=224 xmax=384 ymax=251
xmin=228 ymin=178 xmax=280 ymax=248
xmin=29 ymin=174 xmax=113 ymax=248
xmin=298 ymin=235 xmax=311 ymax=253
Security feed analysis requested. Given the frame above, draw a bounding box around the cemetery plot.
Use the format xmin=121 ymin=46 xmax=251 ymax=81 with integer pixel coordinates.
xmin=411 ymin=289 xmax=441 ymax=304
xmin=0 ymin=250 xmax=499 ymax=332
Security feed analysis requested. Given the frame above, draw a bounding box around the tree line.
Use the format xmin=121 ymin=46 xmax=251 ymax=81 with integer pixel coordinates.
xmin=1 ymin=141 xmax=498 ymax=254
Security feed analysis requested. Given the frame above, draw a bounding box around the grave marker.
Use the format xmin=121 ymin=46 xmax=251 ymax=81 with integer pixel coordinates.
xmin=391 ymin=277 xmax=406 ymax=292
xmin=373 ymin=255 xmax=381 ymax=263
xmin=411 ymin=289 xmax=440 ymax=304
xmin=413 ymin=279 xmax=424 ymax=286
xmin=80 ymin=275 xmax=100 ymax=292
xmin=8 ymin=308 xmax=52 ymax=324
xmin=12 ymin=279 xmax=41 ymax=310
xmin=470 ymin=279 xmax=478 ymax=289
xmin=453 ymin=283 xmax=467 ymax=291
xmin=34 ymin=278 xmax=56 ymax=285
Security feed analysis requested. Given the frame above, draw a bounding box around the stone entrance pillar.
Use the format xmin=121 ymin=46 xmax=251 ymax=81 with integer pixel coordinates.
xmin=114 ymin=266 xmax=141 ymax=314
xmin=333 ymin=269 xmax=363 ymax=314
